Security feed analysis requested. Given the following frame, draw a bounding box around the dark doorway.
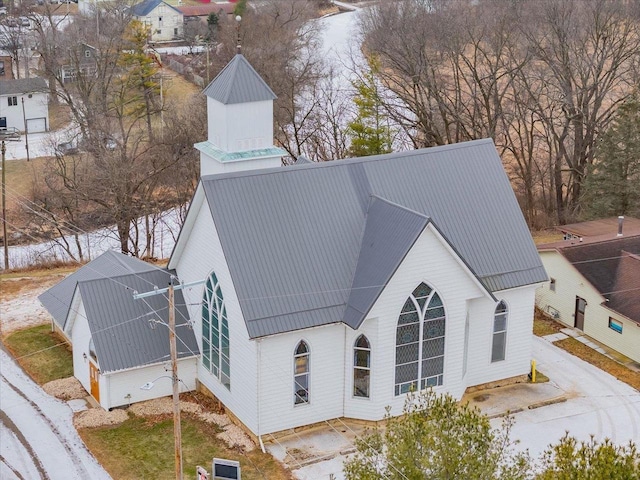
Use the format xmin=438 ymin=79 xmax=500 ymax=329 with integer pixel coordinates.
xmin=574 ymin=297 xmax=586 ymax=330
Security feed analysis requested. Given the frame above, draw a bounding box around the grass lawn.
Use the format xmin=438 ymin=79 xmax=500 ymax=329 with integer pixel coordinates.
xmin=3 ymin=324 xmax=73 ymax=384
xmin=554 ymin=337 xmax=640 ymax=391
xmin=532 ymin=309 xmax=563 ymax=337
xmin=80 ymin=415 xmax=293 ymax=480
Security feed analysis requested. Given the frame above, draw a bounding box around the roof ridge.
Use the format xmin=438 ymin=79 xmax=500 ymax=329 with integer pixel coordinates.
xmin=201 ymin=138 xmax=495 ymax=183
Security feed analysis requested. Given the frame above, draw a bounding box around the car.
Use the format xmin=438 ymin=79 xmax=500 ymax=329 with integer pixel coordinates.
xmin=19 ymin=16 xmax=29 ymax=27
xmin=0 ymin=7 xmax=7 ymax=15
xmin=56 ymin=142 xmax=79 ymax=155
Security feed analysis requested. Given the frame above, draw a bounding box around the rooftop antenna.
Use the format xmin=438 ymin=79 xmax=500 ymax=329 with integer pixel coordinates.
xmin=236 ymin=15 xmax=242 ymax=54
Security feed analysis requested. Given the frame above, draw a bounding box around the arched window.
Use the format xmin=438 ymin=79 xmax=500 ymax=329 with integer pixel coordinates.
xmin=202 ymin=272 xmax=230 ymax=390
xmin=353 ymin=335 xmax=371 ymax=398
xmin=395 ymin=283 xmax=445 ymax=395
xmin=88 ymin=338 xmax=97 ymax=363
xmin=492 ymin=301 xmax=508 ymax=362
xmin=294 ymin=341 xmax=310 ymax=405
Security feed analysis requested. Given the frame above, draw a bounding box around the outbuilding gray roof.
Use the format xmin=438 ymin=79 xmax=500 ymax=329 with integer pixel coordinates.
xmin=199 ymin=138 xmax=547 ymax=338
xmin=39 ymin=250 xmax=157 ymax=330
xmin=203 ymin=54 xmax=277 ymax=105
xmin=77 ymin=269 xmax=198 ymax=373
xmin=0 ymin=77 xmax=48 ymax=96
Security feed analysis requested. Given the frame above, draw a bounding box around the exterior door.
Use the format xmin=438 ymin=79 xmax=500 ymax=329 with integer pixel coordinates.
xmin=574 ymin=297 xmax=586 ymax=330
xmin=89 ymin=361 xmax=100 ymax=403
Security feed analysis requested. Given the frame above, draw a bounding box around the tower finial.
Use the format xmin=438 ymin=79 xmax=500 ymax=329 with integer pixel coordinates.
xmin=236 ymin=15 xmax=242 ymax=54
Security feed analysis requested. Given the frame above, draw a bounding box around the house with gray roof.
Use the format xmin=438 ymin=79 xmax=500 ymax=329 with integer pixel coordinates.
xmin=168 ymin=53 xmax=547 ymax=439
xmin=536 ymin=217 xmax=640 ymax=363
xmin=131 ymin=0 xmax=183 ymax=42
xmin=39 ymin=251 xmax=198 ymax=410
xmin=0 ymin=77 xmax=48 ymax=132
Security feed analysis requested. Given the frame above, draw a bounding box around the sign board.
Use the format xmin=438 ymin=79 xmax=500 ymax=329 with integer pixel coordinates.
xmin=212 ymin=458 xmax=240 ymax=480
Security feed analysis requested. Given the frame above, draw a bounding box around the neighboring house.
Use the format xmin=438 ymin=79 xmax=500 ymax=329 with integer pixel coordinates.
xmin=178 ymin=2 xmax=235 ymax=23
xmin=0 ymin=55 xmax=14 ymax=80
xmin=168 ymin=54 xmax=547 ymax=440
xmin=131 ymin=0 xmax=183 ymax=43
xmin=39 ymin=251 xmax=199 ymax=410
xmin=536 ymin=218 xmax=640 ymax=363
xmin=0 ymin=77 xmax=48 ymax=133
xmin=60 ymin=43 xmax=98 ymax=84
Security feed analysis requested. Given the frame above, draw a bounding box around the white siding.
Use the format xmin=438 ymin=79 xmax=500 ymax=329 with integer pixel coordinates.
xmin=172 ymin=197 xmax=260 ymax=433
xmin=137 ymin=4 xmax=183 ymax=42
xmin=537 ymin=251 xmax=640 ymax=363
xmin=257 ymin=325 xmax=347 ymax=434
xmin=70 ymin=301 xmax=91 ymax=395
xmin=105 ymin=358 xmax=197 ymax=410
xmin=0 ymin=91 xmax=48 ymax=133
xmin=206 ymin=99 xmax=273 ymax=152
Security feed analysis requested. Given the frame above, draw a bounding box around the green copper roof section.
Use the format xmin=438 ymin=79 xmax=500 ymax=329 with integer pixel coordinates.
xmin=195 ymin=141 xmax=285 ymax=163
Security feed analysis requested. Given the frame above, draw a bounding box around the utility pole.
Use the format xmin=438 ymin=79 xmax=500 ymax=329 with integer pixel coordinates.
xmin=168 ymin=280 xmax=183 ymax=480
xmin=1 ymin=128 xmax=21 ymax=270
xmin=133 ymin=278 xmax=203 ymax=480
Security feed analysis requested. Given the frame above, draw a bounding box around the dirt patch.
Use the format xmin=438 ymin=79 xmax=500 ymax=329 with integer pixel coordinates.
xmin=43 ymin=377 xmax=86 ymax=400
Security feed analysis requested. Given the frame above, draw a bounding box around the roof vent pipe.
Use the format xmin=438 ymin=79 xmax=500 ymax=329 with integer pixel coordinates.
xmin=618 ymin=216 xmax=624 ymax=237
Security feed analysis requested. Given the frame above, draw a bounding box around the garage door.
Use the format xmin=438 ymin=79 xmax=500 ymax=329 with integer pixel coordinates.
xmin=26 ymin=118 xmax=46 ymax=133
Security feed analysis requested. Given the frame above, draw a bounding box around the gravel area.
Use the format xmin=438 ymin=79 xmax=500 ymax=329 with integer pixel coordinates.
xmin=74 ymin=408 xmax=129 ymax=428
xmin=43 ymin=377 xmax=87 ymax=400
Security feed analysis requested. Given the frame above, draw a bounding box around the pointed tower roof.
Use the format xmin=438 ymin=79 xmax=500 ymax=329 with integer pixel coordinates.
xmin=203 ymin=54 xmax=277 ymax=105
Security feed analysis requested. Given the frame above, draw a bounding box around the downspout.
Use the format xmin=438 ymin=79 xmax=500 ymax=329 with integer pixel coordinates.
xmin=257 ymin=339 xmax=265 ymax=453
xmin=342 ymin=324 xmax=347 ymax=418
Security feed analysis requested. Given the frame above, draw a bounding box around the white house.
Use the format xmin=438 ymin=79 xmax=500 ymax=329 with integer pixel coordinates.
xmin=0 ymin=77 xmax=48 ymax=133
xmin=167 ymin=54 xmax=548 ymax=440
xmin=131 ymin=0 xmax=183 ymax=43
xmin=536 ymin=218 xmax=640 ymax=363
xmin=39 ymin=251 xmax=199 ymax=410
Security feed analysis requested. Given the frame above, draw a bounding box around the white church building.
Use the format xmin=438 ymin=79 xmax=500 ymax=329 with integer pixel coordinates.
xmin=167 ymin=53 xmax=548 ymax=440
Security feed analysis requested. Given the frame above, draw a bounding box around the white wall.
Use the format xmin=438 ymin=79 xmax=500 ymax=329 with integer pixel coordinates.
xmin=0 ymin=91 xmax=48 ymax=133
xmin=70 ymin=300 xmax=92 ymax=395
xmin=537 ymin=251 xmax=640 ymax=363
xmin=105 ymin=357 xmax=197 ymax=410
xmin=207 ymin=98 xmax=273 ymax=152
xmin=171 ymin=197 xmax=260 ymax=433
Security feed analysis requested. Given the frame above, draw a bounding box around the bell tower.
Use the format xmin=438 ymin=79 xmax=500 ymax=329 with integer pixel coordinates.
xmin=195 ymin=54 xmax=285 ymax=176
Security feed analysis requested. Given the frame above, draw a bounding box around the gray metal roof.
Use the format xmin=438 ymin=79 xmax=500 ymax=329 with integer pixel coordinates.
xmin=0 ymin=77 xmax=48 ymax=96
xmin=200 ymin=138 xmax=547 ymax=338
xmin=77 ymin=270 xmax=198 ymax=373
xmin=343 ymin=196 xmax=430 ymax=329
xmin=38 ymin=250 xmax=158 ymax=330
xmin=131 ymin=0 xmax=181 ymax=17
xmin=203 ymin=54 xmax=277 ymax=105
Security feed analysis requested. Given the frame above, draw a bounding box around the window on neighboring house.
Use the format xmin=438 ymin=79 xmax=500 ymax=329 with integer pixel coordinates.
xmin=201 ymin=272 xmax=230 ymax=390
xmin=353 ymin=335 xmax=371 ymax=398
xmin=174 ymin=27 xmax=178 ymax=36
xmin=294 ymin=341 xmax=309 ymax=405
xmin=84 ymin=50 xmax=91 ymax=58
xmin=608 ymin=317 xmax=623 ymax=334
xmin=549 ymin=278 xmax=556 ymax=292
xmin=395 ymin=283 xmax=446 ymax=395
xmin=8 ymin=96 xmax=17 ymax=106
xmin=156 ymin=29 xmax=162 ymax=35
xmin=0 ymin=61 xmax=5 ymax=76
xmin=492 ymin=301 xmax=508 ymax=362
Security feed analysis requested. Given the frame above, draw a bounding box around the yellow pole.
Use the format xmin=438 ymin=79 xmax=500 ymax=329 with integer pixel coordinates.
xmin=531 ymin=359 xmax=536 ymax=383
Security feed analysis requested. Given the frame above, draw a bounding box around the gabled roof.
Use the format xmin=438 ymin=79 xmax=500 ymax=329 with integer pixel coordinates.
xmin=0 ymin=77 xmax=48 ymax=96
xmin=131 ymin=0 xmax=181 ymax=17
xmin=197 ymin=138 xmax=546 ymax=338
xmin=541 ymin=235 xmax=640 ymax=323
xmin=203 ymin=54 xmax=277 ymax=105
xmin=38 ymin=250 xmax=157 ymax=330
xmin=77 ymin=270 xmax=199 ymax=373
xmin=343 ymin=196 xmax=431 ymax=329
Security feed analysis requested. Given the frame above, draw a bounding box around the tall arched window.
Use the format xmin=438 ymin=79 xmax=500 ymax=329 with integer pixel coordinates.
xmin=294 ymin=341 xmax=310 ymax=405
xmin=395 ymin=283 xmax=445 ymax=395
xmin=492 ymin=301 xmax=508 ymax=362
xmin=353 ymin=335 xmax=371 ymax=398
xmin=202 ymin=272 xmax=230 ymax=390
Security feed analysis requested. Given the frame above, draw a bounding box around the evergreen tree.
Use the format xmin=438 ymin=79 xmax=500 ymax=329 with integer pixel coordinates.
xmin=581 ymin=94 xmax=640 ymax=219
xmin=347 ymin=58 xmax=393 ymax=158
xmin=233 ymin=0 xmax=247 ymax=17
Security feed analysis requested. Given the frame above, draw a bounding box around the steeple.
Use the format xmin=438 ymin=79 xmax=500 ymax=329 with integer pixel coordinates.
xmin=195 ymin=54 xmax=285 ymax=177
